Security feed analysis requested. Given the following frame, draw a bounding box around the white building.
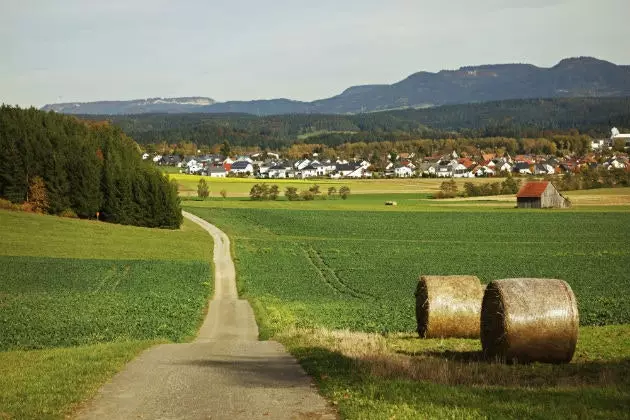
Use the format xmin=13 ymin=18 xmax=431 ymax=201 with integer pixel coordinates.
xmin=394 ymin=166 xmax=414 ymax=177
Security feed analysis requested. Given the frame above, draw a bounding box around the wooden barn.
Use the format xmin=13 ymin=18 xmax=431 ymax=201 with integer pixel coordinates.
xmin=516 ymin=181 xmax=570 ymax=209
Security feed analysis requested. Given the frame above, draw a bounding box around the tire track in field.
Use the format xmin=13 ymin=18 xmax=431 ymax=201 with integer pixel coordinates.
xmin=303 ymin=246 xmax=374 ymax=300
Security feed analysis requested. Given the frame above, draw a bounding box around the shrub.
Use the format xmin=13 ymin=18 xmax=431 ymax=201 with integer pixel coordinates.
xmin=285 ymin=187 xmax=299 ymax=201
xmin=59 ymin=208 xmax=78 ymax=218
xmin=269 ymin=185 xmax=280 ymax=200
xmin=0 ymin=198 xmax=21 ymax=211
xmin=300 ymin=190 xmax=315 ymax=201
xmin=339 ymin=186 xmax=351 ymax=200
xmin=220 ymin=189 xmax=227 ymax=199
xmin=197 ymin=178 xmax=210 ymax=199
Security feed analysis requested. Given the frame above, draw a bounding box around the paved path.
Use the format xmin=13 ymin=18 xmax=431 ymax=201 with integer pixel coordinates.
xmin=75 ymin=211 xmax=336 ymax=420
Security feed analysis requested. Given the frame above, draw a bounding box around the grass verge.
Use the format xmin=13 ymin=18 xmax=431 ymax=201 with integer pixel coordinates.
xmin=0 ymin=341 xmax=157 ymax=419
xmin=277 ymin=326 xmax=630 ymax=419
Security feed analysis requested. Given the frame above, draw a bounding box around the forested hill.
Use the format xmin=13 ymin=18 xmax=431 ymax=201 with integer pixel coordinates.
xmin=0 ymin=106 xmax=182 ymax=228
xmin=81 ymin=97 xmax=630 ymax=149
xmin=42 ymin=57 xmax=630 ymax=115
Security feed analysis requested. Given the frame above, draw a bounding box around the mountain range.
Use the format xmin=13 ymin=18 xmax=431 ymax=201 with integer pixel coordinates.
xmin=41 ymin=57 xmax=630 ymax=116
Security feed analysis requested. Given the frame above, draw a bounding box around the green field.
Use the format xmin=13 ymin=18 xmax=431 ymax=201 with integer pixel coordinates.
xmin=186 ymin=205 xmax=630 ymax=332
xmin=185 ymin=194 xmax=630 ymax=419
xmin=0 ymin=210 xmax=213 ymax=418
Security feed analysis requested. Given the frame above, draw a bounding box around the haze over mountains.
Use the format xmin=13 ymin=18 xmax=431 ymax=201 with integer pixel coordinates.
xmin=41 ymin=57 xmax=630 ymax=116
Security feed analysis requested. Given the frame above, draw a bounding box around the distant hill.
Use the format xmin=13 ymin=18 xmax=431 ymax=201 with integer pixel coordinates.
xmin=87 ymin=97 xmax=630 ymax=148
xmin=41 ymin=97 xmax=215 ymax=115
xmin=41 ymin=57 xmax=630 ymax=115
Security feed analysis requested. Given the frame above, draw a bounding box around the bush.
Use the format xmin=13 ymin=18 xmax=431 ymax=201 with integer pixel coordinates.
xmin=339 ymin=186 xmax=351 ymax=200
xmin=285 ymin=186 xmax=299 ymax=201
xmin=300 ymin=190 xmax=315 ymax=201
xmin=197 ymin=178 xmax=210 ymax=199
xmin=59 ymin=208 xmax=78 ymax=218
xmin=269 ymin=185 xmax=280 ymax=200
xmin=250 ymin=184 xmax=270 ymax=200
xmin=0 ymin=198 xmax=21 ymax=211
xmin=220 ymin=189 xmax=227 ymax=198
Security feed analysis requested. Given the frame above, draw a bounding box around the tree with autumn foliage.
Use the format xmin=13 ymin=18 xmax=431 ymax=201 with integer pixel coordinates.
xmin=26 ymin=176 xmax=49 ymax=213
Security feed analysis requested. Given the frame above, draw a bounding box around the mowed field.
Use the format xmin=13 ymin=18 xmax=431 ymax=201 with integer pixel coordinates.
xmin=169 ymin=172 xmax=505 ymax=197
xmin=184 ymin=193 xmax=630 ymax=419
xmin=0 ymin=210 xmax=213 ymax=419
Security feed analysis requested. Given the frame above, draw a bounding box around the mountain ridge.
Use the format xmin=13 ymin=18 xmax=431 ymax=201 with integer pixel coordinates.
xmin=40 ymin=57 xmax=630 ymax=115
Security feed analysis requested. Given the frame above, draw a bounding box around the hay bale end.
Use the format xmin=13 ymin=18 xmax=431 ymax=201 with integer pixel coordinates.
xmin=415 ymin=275 xmax=484 ymax=338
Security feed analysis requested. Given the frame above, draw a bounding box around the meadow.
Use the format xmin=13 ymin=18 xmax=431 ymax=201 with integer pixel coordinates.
xmin=0 ymin=210 xmax=213 ymax=418
xmin=185 ymin=193 xmax=630 ymax=419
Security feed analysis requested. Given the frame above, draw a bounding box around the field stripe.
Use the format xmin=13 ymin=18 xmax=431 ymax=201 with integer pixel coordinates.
xmin=304 ymin=247 xmax=374 ymax=300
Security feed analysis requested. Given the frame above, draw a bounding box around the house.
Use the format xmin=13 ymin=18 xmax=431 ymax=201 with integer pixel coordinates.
xmin=294 ymin=159 xmax=311 ymax=170
xmin=516 ymin=181 xmax=570 ymax=209
xmin=267 ymin=162 xmax=293 ymax=178
xmin=604 ymin=157 xmax=627 ymax=170
xmin=452 ymin=163 xmax=470 ymax=178
xmin=513 ymin=162 xmax=531 ymax=175
xmin=142 ymin=153 xmax=150 ymax=160
xmin=533 ymin=163 xmax=555 ymax=175
xmin=473 ymin=165 xmax=495 ymax=177
xmin=394 ymin=165 xmax=413 ymax=177
xmin=207 ymin=166 xmax=227 ymax=178
xmin=611 ymin=127 xmax=630 ymax=148
xmin=298 ymin=164 xmax=319 ymax=178
xmin=334 ymin=163 xmax=357 ymax=177
xmin=346 ymin=166 xmax=371 ymax=178
xmin=230 ymin=161 xmax=253 ymax=175
xmin=152 ymin=154 xmax=163 ymax=163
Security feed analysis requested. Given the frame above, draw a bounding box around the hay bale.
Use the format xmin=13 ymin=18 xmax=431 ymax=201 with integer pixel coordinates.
xmin=415 ymin=275 xmax=484 ymax=338
xmin=481 ymin=278 xmax=579 ymax=364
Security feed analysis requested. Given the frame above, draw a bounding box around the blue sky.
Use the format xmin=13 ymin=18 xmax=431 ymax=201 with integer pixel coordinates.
xmin=1 ymin=0 xmax=628 ymax=107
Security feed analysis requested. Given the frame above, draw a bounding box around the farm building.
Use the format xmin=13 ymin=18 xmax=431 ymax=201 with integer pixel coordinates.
xmin=516 ymin=181 xmax=570 ymax=209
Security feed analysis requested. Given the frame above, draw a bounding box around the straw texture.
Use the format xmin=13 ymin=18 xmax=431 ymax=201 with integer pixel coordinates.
xmin=481 ymin=278 xmax=579 ymax=364
xmin=415 ymin=275 xmax=484 ymax=338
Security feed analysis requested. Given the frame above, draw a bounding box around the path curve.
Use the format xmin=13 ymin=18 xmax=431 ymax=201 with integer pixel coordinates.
xmin=74 ymin=211 xmax=336 ymax=420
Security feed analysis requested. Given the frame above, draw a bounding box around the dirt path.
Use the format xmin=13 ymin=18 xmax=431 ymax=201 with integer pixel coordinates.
xmin=75 ymin=211 xmax=336 ymax=420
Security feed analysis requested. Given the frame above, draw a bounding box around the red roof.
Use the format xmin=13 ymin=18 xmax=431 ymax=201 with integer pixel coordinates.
xmin=516 ymin=181 xmax=550 ymax=198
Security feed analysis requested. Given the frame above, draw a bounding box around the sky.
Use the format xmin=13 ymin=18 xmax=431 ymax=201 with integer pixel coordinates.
xmin=1 ymin=0 xmax=629 ymax=107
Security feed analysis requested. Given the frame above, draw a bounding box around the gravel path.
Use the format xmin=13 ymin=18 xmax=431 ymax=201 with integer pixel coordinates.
xmin=75 ymin=211 xmax=336 ymax=420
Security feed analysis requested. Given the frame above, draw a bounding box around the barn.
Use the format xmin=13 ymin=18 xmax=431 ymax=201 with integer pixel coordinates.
xmin=516 ymin=181 xmax=570 ymax=209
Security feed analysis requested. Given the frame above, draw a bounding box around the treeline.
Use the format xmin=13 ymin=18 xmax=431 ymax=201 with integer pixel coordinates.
xmin=553 ymin=168 xmax=630 ymax=191
xmin=0 ymin=106 xmax=182 ymax=228
xmin=80 ymin=97 xmax=630 ymax=150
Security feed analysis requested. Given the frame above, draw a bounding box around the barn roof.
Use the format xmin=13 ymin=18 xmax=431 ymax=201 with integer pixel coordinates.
xmin=517 ymin=181 xmax=550 ymax=198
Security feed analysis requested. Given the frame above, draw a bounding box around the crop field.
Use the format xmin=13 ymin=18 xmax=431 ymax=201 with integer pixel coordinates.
xmin=0 ymin=210 xmax=213 ymax=418
xmin=185 ymin=199 xmax=630 ymax=419
xmin=186 ymin=206 xmax=630 ymax=333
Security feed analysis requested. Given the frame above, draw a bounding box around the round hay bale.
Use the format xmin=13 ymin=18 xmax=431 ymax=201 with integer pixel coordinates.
xmin=415 ymin=275 xmax=484 ymax=338
xmin=481 ymin=278 xmax=579 ymax=364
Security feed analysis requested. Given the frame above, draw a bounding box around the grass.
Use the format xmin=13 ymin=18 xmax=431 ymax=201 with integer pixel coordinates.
xmin=184 ymin=192 xmax=630 ymax=419
xmin=186 ymin=206 xmax=630 ymax=331
xmin=280 ymin=325 xmax=630 ymax=419
xmin=0 ymin=341 xmax=157 ymax=420
xmin=0 ymin=210 xmax=213 ymax=418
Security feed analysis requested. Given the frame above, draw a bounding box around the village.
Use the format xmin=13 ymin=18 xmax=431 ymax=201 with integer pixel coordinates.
xmin=144 ymin=127 xmax=630 ymax=180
